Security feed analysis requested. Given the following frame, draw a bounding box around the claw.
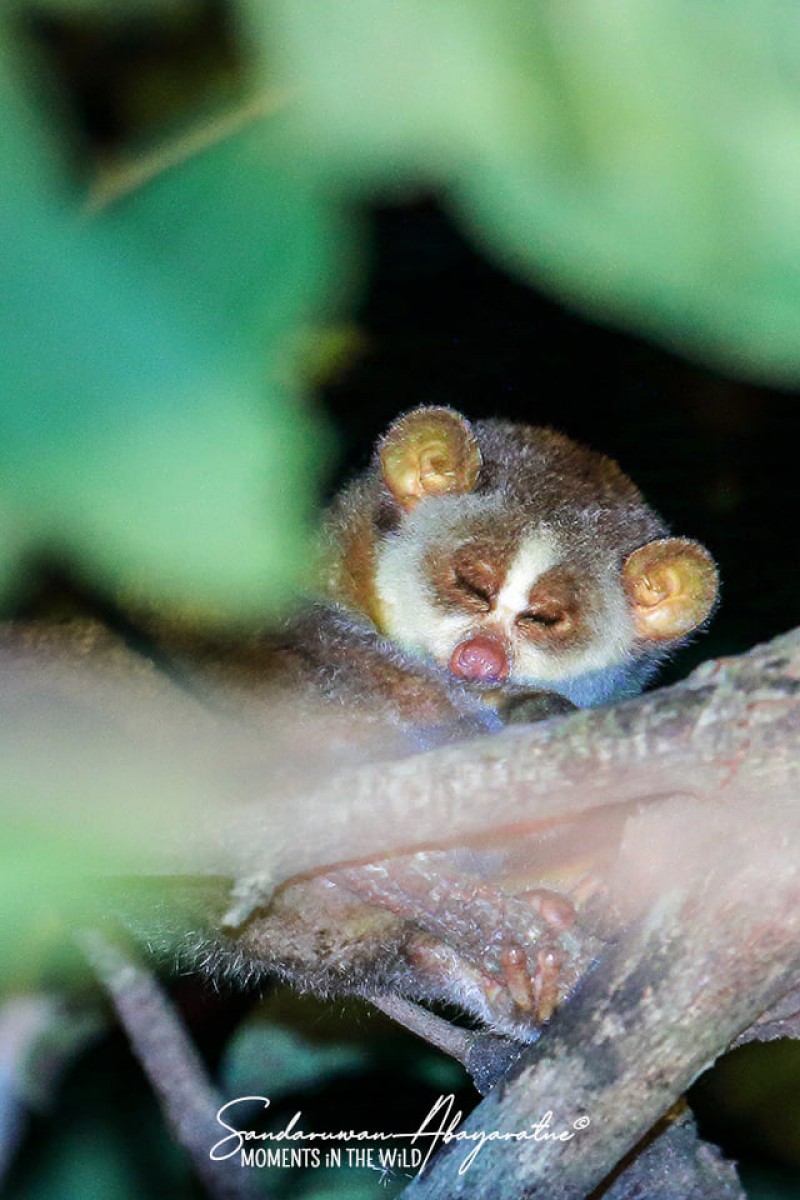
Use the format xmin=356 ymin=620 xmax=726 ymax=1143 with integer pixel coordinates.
xmin=531 ymin=947 xmax=561 ymax=1022
xmin=501 ymin=944 xmax=535 ymax=1011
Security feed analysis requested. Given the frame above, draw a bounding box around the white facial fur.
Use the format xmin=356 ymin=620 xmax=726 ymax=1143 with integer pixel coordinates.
xmin=374 ymin=495 xmax=637 ymax=691
xmin=493 ymin=535 xmax=559 ymax=623
xmin=374 ymin=496 xmax=487 ymax=664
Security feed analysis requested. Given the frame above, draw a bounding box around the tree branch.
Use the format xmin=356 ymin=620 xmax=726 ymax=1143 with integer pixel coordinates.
xmin=79 ymin=931 xmax=262 ymax=1200
xmin=402 ymin=778 xmax=800 ymax=1197
xmin=367 ymin=995 xmax=523 ymax=1095
xmin=85 ymin=90 xmax=291 ymax=213
xmin=594 ymin=1107 xmax=745 ymax=1200
xmin=734 ymin=984 xmax=800 ymax=1047
xmin=5 ymin=622 xmax=800 ymax=1195
xmin=208 ymin=628 xmax=800 ymax=912
xmin=0 ymin=996 xmax=61 ymax=1182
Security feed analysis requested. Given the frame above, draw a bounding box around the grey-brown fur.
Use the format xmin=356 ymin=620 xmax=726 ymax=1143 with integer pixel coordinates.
xmin=318 ymin=411 xmax=711 ymax=712
xmin=157 ymin=408 xmax=715 ymax=726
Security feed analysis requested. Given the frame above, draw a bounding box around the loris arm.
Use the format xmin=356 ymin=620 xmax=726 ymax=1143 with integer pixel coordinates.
xmin=270 ymin=604 xmax=509 ymax=733
xmin=133 ymin=600 xmax=498 ymax=733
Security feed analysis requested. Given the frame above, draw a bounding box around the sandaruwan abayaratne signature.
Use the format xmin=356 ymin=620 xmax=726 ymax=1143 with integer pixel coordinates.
xmin=210 ymin=1093 xmax=591 ymax=1175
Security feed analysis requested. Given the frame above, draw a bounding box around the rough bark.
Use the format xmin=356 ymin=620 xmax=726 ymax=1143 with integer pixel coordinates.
xmin=189 ymin=627 xmax=800 ymax=920
xmin=402 ymin=735 xmax=800 ymax=1195
xmin=4 ymin=620 xmax=798 ymax=896
xmin=594 ymin=1107 xmax=745 ymax=1200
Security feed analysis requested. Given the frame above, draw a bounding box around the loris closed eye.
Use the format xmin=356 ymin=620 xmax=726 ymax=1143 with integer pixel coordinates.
xmin=448 ymin=546 xmax=499 ymax=611
xmin=517 ymin=606 xmax=572 ymax=631
xmin=453 ymin=568 xmax=494 ymax=609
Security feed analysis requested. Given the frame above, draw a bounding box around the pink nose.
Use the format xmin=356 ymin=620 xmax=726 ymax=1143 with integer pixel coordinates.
xmin=449 ymin=636 xmax=509 ymax=683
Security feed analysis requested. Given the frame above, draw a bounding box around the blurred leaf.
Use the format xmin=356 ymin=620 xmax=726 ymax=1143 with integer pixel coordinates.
xmin=243 ymin=0 xmax=502 ymax=186
xmin=6 ymin=1055 xmax=189 ymax=1200
xmin=9 ymin=1126 xmax=146 ymax=1200
xmin=257 ymin=0 xmax=800 ymax=383
xmin=220 ymin=1009 xmax=417 ymax=1199
xmin=0 ymin=510 xmax=24 ymax=605
xmin=0 ymin=31 xmax=350 ymax=616
xmin=0 ymin=626 xmax=229 ymax=987
xmin=222 ymin=1020 xmax=370 ymax=1102
xmin=455 ymin=3 xmax=800 ymax=383
xmin=0 ymin=31 xmax=68 ymax=197
xmin=102 ymin=116 xmax=350 ymax=367
xmin=223 ymin=992 xmax=468 ymax=1100
xmin=0 ymin=808 xmax=136 ymax=981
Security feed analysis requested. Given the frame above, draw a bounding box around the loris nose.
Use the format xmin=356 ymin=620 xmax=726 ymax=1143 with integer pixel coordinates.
xmin=449 ymin=635 xmax=509 ymax=683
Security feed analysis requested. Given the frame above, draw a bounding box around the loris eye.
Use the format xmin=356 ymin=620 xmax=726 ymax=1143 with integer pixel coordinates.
xmin=517 ymin=605 xmax=573 ymax=633
xmin=453 ymin=569 xmax=494 ymax=609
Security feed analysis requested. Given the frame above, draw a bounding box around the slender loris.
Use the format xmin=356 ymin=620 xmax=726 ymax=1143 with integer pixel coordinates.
xmin=282 ymin=405 xmax=718 ymax=728
xmin=116 ymin=407 xmax=720 ymax=1036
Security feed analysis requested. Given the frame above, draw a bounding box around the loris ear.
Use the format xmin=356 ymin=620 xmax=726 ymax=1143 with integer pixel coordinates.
xmin=379 ymin=407 xmax=482 ymax=512
xmin=622 ymin=538 xmax=719 ymax=641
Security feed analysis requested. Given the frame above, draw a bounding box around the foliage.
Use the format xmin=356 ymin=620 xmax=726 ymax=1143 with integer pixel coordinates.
xmin=0 ymin=30 xmax=336 ymax=618
xmin=259 ymin=0 xmax=800 ymax=381
xmin=5 ymin=0 xmax=800 ymax=608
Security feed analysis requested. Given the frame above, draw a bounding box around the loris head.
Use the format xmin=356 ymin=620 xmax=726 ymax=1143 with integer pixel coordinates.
xmin=330 ymin=407 xmax=719 ymax=708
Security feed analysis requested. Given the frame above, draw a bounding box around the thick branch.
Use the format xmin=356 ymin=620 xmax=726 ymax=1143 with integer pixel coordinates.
xmin=213 ymin=628 xmax=800 ymax=917
xmin=403 ymin=781 xmax=800 ymax=1197
xmin=5 ymin=623 xmax=800 ymax=1195
xmin=595 ymin=1108 xmax=745 ymax=1200
xmin=3 ymin=624 xmax=799 ymax=907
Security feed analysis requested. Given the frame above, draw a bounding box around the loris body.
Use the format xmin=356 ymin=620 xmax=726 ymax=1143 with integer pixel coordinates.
xmin=121 ymin=408 xmax=720 ymax=1041
xmin=306 ymin=407 xmax=718 ymax=723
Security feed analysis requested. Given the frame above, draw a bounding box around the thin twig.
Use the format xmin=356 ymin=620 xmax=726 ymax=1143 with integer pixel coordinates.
xmin=368 ymin=993 xmax=472 ymax=1063
xmin=367 ymin=994 xmax=522 ymax=1095
xmin=86 ymin=89 xmax=292 ymax=214
xmin=79 ymin=930 xmax=262 ymax=1200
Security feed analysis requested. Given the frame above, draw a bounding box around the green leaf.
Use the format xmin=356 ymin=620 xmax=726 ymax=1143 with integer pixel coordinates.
xmin=0 ymin=32 xmax=349 ymax=616
xmin=258 ymin=0 xmax=800 ymax=383
xmin=454 ymin=2 xmax=800 ymax=382
xmin=103 ymin=117 xmax=351 ymax=370
xmin=222 ymin=1020 xmax=370 ymax=1102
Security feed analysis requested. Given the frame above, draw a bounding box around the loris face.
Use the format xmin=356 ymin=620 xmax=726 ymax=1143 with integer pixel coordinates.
xmin=368 ymin=408 xmax=718 ymax=708
xmin=375 ymin=497 xmax=634 ymax=702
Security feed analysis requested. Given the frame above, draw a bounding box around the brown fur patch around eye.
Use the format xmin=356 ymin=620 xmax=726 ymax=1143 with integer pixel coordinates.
xmin=515 ymin=567 xmax=593 ymax=651
xmin=424 ymin=540 xmax=510 ymax=614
